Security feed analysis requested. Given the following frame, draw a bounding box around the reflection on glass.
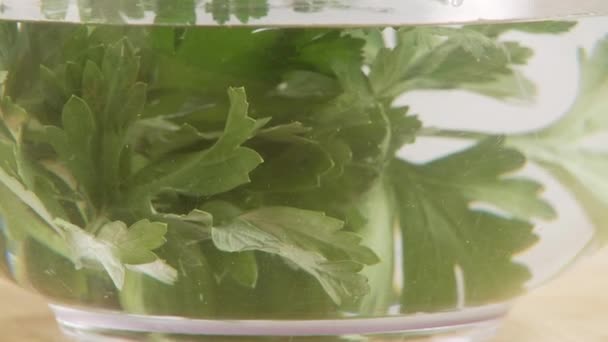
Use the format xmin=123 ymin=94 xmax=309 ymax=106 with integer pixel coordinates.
xmin=205 ymin=0 xmax=269 ymax=24
xmin=24 ymin=1 xmax=607 ymax=26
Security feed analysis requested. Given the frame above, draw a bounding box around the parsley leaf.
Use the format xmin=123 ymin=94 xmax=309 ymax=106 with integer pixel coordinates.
xmin=156 ymin=209 xmax=213 ymax=242
xmin=471 ymin=21 xmax=577 ymax=37
xmin=97 ymin=219 xmax=168 ymax=265
xmin=43 ymin=96 xmax=99 ymax=202
xmin=391 ymin=138 xmax=545 ymax=311
xmin=120 ymin=237 xmax=216 ymax=317
xmin=56 ymin=218 xmax=176 ymax=289
xmin=0 ymin=167 xmax=69 ymax=257
xmin=0 ymin=99 xmax=77 ymax=251
xmin=273 ymin=70 xmax=341 ymax=99
xmin=508 ymin=36 xmax=608 ymax=243
xmin=415 ymin=137 xmax=555 ymax=221
xmin=293 ymin=31 xmax=365 ymax=76
xmin=129 ymin=87 xmax=263 ymax=201
xmin=211 ymin=206 xmax=379 ymax=305
xmin=254 ymin=121 xmax=313 ymax=144
xmin=365 ymin=27 xmax=537 ymax=101
xmin=154 ymin=27 xmax=283 ymax=92
xmin=249 ymin=142 xmax=334 ymax=192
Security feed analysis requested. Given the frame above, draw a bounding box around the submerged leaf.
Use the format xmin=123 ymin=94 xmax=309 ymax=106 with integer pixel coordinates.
xmin=56 ymin=218 xmax=175 ymax=289
xmin=212 ymin=206 xmax=378 ymax=305
xmin=508 ymin=37 xmax=608 ymax=243
xmin=131 ymin=87 xmax=263 ymax=198
xmin=391 ymin=138 xmax=543 ymax=311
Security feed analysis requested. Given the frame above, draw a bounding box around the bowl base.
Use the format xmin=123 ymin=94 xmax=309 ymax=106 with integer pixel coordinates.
xmin=51 ymin=303 xmax=508 ymax=342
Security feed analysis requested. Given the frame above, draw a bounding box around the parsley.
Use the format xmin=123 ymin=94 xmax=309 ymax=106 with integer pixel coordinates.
xmin=212 ymin=206 xmax=379 ymax=305
xmin=391 ymin=138 xmax=548 ymax=311
xmin=508 ymin=36 xmax=608 ymax=242
xmin=0 ymin=18 xmax=591 ymax=318
xmin=128 ymin=87 xmax=263 ymax=203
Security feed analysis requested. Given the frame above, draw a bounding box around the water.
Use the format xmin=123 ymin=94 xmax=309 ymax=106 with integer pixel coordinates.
xmin=0 ymin=2 xmax=607 ymax=340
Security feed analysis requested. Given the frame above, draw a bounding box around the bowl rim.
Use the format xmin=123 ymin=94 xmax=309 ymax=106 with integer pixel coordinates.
xmin=51 ymin=302 xmax=510 ymax=336
xmin=1 ymin=0 xmax=607 ymax=27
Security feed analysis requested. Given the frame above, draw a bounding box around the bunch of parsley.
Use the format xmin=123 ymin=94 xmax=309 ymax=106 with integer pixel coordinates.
xmin=0 ymin=20 xmax=606 ymax=318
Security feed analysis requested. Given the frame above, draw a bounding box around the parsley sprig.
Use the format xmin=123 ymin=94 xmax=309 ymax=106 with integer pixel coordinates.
xmin=0 ymin=20 xmax=600 ymax=317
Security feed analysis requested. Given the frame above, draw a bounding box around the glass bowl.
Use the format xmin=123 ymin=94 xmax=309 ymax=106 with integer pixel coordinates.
xmin=0 ymin=1 xmax=607 ymax=341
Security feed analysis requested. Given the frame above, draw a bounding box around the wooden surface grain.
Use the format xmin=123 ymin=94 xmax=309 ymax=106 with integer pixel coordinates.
xmin=1 ymin=249 xmax=607 ymax=341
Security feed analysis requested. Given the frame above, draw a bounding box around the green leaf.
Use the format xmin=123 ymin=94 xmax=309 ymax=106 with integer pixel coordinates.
xmin=19 ymin=237 xmax=89 ymax=302
xmin=56 ymin=218 xmax=126 ymax=287
xmin=0 ymin=168 xmax=69 ymax=258
xmin=294 ymin=31 xmax=365 ymax=75
xmin=318 ymin=138 xmax=353 ymax=180
xmin=101 ymin=38 xmax=141 ymax=127
xmin=116 ymin=82 xmax=147 ymax=130
xmin=200 ymin=200 xmax=243 ymax=224
xmin=427 ymin=27 xmax=500 ymax=60
xmin=405 ymin=41 xmax=533 ymax=94
xmin=312 ymin=62 xmax=373 ymax=127
xmin=249 ymin=142 xmax=333 ymax=192
xmin=62 ymin=95 xmax=97 ymax=163
xmin=130 ymin=87 xmax=263 ymax=199
xmin=56 ymin=218 xmax=175 ymax=289
xmin=98 ymin=219 xmax=168 ymax=265
xmin=165 ymin=27 xmax=281 ymax=88
xmin=44 ymin=96 xmax=98 ymax=201
xmin=407 ymin=30 xmax=536 ymax=100
xmin=368 ymin=29 xmax=423 ymax=95
xmin=0 ymin=162 xmax=62 ymax=237
xmin=471 ymin=21 xmax=577 ymax=37
xmin=195 ymin=201 xmax=259 ymax=289
xmin=0 ymin=99 xmax=77 ymax=226
xmin=461 ymin=71 xmax=537 ymax=102
xmin=0 ymin=97 xmax=28 ymax=141
xmin=346 ymin=28 xmax=384 ymax=64
xmin=535 ymin=163 xmax=608 ymax=242
xmin=81 ymin=60 xmax=105 ymax=114
xmin=0 ymin=140 xmax=17 ymax=176
xmin=507 ymin=36 xmax=608 ymax=243
xmin=273 ymin=70 xmax=341 ymax=99
xmin=386 ymin=107 xmax=422 ymax=157
xmin=134 ymin=120 xmax=220 ymax=159
xmin=157 ymin=209 xmax=213 ymax=242
xmin=368 ymin=27 xmax=536 ymax=100
xmin=212 ymin=206 xmax=378 ymax=305
xmin=421 ymin=138 xmax=555 ymax=221
xmin=120 ymin=237 xmax=215 ymax=318
xmin=220 ymin=251 xmax=259 ymax=288
xmin=390 ymin=138 xmax=543 ymax=311
xmin=40 ymin=65 xmax=70 ymax=112
xmin=255 ymin=121 xmax=313 ymax=144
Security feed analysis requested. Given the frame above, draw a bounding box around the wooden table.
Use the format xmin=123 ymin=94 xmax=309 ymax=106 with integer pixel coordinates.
xmin=2 ymin=249 xmax=607 ymax=341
